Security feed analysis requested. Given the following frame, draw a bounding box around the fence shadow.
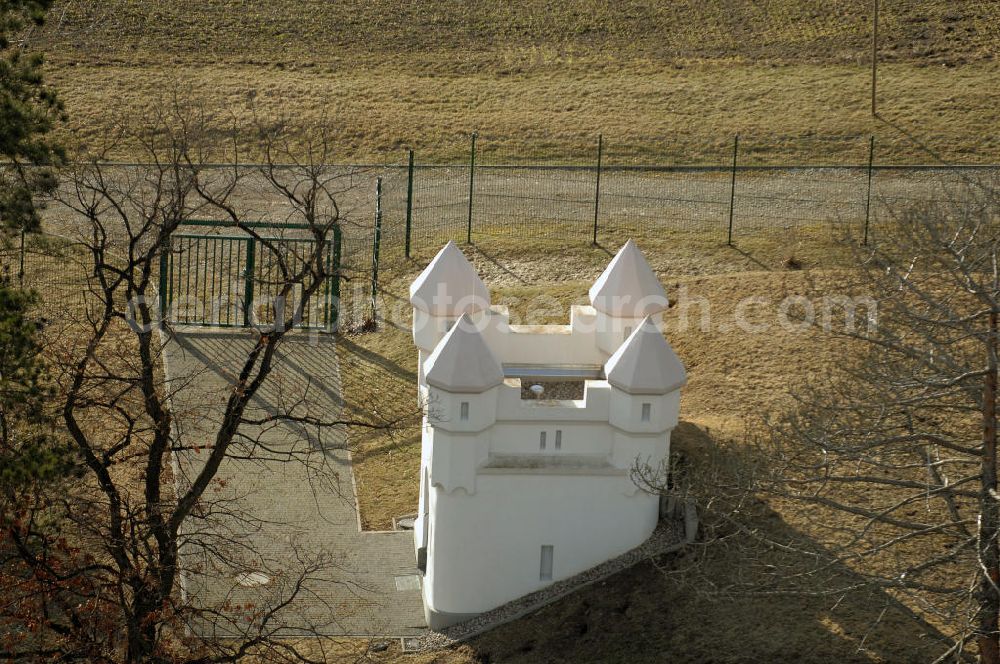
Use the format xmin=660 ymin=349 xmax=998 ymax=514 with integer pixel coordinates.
xmin=726 ymin=244 xmax=769 ymax=270
xmin=166 ymin=329 xmax=349 ymax=458
xmin=467 ymin=245 xmax=531 ymax=285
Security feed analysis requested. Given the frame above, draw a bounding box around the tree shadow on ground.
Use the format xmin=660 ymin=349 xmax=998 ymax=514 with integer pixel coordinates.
xmin=336 ymin=334 xmax=416 ymax=384
xmin=458 ymin=422 xmax=953 ymax=664
xmin=466 ymin=244 xmax=530 ymax=285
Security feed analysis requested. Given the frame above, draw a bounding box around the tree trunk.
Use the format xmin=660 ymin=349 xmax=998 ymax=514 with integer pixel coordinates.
xmin=124 ymin=585 xmax=165 ymax=664
xmin=125 ymin=624 xmax=157 ymax=664
xmin=978 ymin=309 xmax=1000 ymax=664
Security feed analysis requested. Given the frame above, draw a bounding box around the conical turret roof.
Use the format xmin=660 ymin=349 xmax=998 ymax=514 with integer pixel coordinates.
xmin=589 ymin=239 xmax=668 ymax=317
xmin=424 ymin=314 xmax=504 ymax=393
xmin=410 ymin=241 xmax=490 ymax=316
xmin=604 ymin=317 xmax=686 ymax=394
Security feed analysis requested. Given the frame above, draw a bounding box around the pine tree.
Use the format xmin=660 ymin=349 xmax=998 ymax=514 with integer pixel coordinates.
xmin=0 ymin=0 xmax=64 ymax=236
xmin=0 ymin=0 xmax=69 ymax=487
xmin=0 ymin=283 xmax=71 ymax=487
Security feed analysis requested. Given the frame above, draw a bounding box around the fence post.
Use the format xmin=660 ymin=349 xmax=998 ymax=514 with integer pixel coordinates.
xmin=329 ymin=224 xmax=342 ymax=332
xmin=592 ymin=133 xmax=603 ymax=245
xmin=371 ymin=177 xmax=383 ymax=323
xmin=467 ymin=132 xmax=477 ymax=244
xmin=243 ymin=239 xmax=256 ymax=327
xmin=158 ymin=236 xmax=168 ymax=326
xmin=863 ymin=135 xmax=875 ymax=246
xmin=405 ymin=149 xmax=414 ymax=258
xmin=727 ymin=134 xmax=739 ymax=246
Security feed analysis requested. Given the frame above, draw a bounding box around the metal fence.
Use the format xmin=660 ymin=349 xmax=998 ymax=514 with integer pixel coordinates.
xmin=0 ymin=233 xmax=91 ymax=309
xmin=0 ymin=221 xmax=374 ymax=332
xmin=377 ymin=133 xmax=1000 ymax=255
xmin=4 ymin=133 xmax=999 ymax=332
xmin=160 ymin=224 xmax=341 ymax=331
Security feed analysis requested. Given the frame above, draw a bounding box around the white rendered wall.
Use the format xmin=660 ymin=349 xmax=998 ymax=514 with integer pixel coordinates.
xmin=419 ymin=377 xmax=674 ymax=619
xmin=423 ymin=473 xmax=661 ymax=617
xmin=609 ymin=389 xmax=681 ymax=434
xmin=425 ymin=387 xmax=499 ymax=433
xmin=413 ymin=305 xmax=660 ymax=369
xmin=413 ymin=275 xmax=682 ymax=625
xmin=489 ymin=422 xmax=617 ymax=457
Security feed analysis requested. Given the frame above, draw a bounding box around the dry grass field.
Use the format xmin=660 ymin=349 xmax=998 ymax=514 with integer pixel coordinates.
xmin=30 ymin=0 xmax=1000 ymax=164
xmin=19 ymin=1 xmax=1000 ymax=660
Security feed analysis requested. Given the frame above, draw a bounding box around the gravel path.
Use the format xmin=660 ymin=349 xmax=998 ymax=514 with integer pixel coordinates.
xmin=40 ymin=165 xmax=998 ymax=245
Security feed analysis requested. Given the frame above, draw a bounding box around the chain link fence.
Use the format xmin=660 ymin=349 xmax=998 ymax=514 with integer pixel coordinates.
xmin=0 ymin=232 xmax=91 ymax=311
xmin=378 ymin=133 xmax=1000 ymax=256
xmin=6 ymin=134 xmax=998 ymax=330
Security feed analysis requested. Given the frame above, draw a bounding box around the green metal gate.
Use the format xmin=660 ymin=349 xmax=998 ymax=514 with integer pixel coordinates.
xmin=158 ymin=221 xmax=341 ymax=331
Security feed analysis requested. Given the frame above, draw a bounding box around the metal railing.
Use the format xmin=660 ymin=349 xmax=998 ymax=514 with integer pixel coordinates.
xmin=159 ymin=221 xmax=342 ymax=331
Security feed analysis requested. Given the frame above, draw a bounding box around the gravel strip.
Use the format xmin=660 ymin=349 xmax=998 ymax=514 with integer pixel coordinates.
xmin=409 ymin=515 xmax=688 ymax=651
xmin=518 ymin=379 xmax=586 ymax=400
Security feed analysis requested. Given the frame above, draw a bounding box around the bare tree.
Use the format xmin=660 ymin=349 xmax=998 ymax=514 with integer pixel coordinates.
xmin=0 ymin=103 xmax=412 ymax=662
xmin=634 ymin=190 xmax=1000 ymax=662
xmin=765 ymin=191 xmax=1000 ymax=663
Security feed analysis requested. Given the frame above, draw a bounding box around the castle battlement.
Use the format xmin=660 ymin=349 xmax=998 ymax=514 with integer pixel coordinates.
xmin=411 ymin=240 xmax=686 ymax=630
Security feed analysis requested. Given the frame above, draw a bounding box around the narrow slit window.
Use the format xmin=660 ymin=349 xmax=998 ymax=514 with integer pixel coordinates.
xmin=539 ymin=431 xmax=547 ymax=450
xmin=460 ymin=401 xmax=469 ymax=421
xmin=624 ymin=326 xmax=633 ymax=339
xmin=641 ymin=402 xmax=652 ymax=422
xmin=555 ymin=430 xmax=562 ymax=450
xmin=540 ymin=545 xmax=554 ymax=581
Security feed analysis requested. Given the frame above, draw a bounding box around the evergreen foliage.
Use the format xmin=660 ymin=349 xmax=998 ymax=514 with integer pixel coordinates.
xmin=0 ymin=0 xmax=64 ymax=236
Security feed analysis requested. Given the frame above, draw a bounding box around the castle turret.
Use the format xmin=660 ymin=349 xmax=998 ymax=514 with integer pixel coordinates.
xmin=424 ymin=314 xmax=504 ymax=399
xmin=410 ymin=241 xmax=491 ymax=387
xmin=422 ymin=313 xmax=501 ymax=493
xmin=604 ymin=316 xmax=686 ymax=470
xmin=416 ymin=314 xmax=503 ymax=616
xmin=589 ymin=239 xmax=668 ymax=355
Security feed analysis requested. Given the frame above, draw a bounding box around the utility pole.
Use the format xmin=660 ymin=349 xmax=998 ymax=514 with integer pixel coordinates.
xmin=871 ymin=0 xmax=879 ymax=117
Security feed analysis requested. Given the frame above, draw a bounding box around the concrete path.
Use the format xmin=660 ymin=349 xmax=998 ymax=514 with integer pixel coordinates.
xmin=163 ymin=329 xmax=425 ymax=637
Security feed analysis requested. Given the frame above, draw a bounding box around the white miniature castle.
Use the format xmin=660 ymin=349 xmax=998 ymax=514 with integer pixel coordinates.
xmin=410 ymin=240 xmax=686 ymax=629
